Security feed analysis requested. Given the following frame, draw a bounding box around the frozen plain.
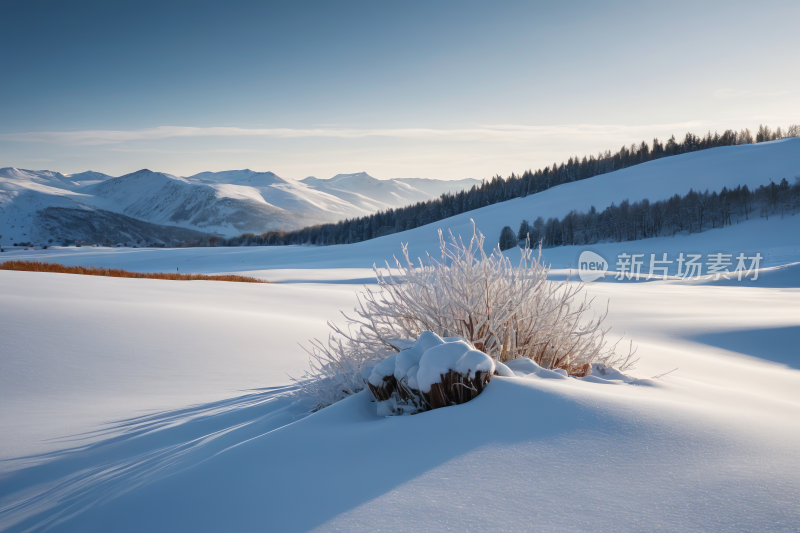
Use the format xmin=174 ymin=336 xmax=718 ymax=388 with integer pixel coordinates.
xmin=2 ymin=141 xmax=800 ymax=531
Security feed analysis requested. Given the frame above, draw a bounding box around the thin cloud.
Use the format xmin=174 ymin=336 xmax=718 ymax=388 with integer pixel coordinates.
xmin=106 ymin=147 xmax=260 ymax=154
xmin=713 ymin=88 xmax=792 ymax=100
xmin=0 ymin=122 xmax=710 ymax=146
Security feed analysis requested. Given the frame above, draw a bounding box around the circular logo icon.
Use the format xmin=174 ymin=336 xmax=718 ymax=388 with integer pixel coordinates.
xmin=578 ymin=251 xmax=608 ymax=282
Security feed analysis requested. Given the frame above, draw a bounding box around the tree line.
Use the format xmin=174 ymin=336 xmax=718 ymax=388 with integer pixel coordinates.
xmin=214 ymin=124 xmax=798 ymax=248
xmin=497 ymin=178 xmax=800 ymax=251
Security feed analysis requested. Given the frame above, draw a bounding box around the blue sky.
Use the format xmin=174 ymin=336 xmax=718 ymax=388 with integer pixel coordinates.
xmin=1 ymin=0 xmax=797 ymax=179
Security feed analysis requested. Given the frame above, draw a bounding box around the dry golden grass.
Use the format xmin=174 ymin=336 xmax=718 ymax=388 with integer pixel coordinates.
xmin=0 ymin=260 xmax=267 ymax=283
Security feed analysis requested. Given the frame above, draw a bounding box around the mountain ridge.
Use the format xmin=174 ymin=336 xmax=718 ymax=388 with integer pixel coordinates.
xmin=0 ymin=167 xmax=478 ymax=245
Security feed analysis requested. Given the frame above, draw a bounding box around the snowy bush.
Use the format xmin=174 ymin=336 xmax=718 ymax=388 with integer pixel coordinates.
xmin=365 ymin=331 xmax=495 ymax=415
xmin=295 ymin=221 xmax=636 ymax=410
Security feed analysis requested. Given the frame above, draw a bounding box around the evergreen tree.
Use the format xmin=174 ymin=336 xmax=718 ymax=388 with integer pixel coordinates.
xmin=517 ymin=219 xmax=531 ymax=241
xmin=498 ymin=226 xmax=517 ymax=251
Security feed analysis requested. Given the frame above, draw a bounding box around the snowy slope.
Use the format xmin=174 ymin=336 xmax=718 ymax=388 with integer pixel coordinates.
xmin=0 ymin=167 xmax=319 ymax=243
xmin=188 ymin=169 xmax=370 ymax=221
xmin=395 ymin=177 xmax=481 ymax=196
xmin=0 ymin=167 xmax=103 ymax=192
xmin=4 ymin=209 xmax=799 ymax=286
xmin=86 ymin=169 xmax=319 ymax=236
xmin=382 ymin=137 xmax=800 ymax=259
xmin=0 ymin=168 xmax=228 ymax=244
xmin=63 ymin=170 xmax=113 ymax=186
xmin=0 ymin=168 xmax=97 ymax=242
xmin=301 ymin=173 xmax=480 ymax=214
xmin=302 ymin=172 xmax=433 ymax=208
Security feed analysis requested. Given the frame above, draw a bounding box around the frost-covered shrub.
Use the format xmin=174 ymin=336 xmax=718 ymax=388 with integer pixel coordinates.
xmin=417 ymin=337 xmax=494 ymax=410
xmin=296 ymin=333 xmax=393 ymax=411
xmin=367 ymin=332 xmax=494 ymax=416
xmin=294 ymin=222 xmax=636 ymax=410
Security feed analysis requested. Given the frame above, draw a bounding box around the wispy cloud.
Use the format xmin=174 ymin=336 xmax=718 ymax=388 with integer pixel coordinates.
xmin=0 ymin=122 xmax=711 ymax=146
xmin=106 ymin=147 xmax=260 ymax=154
xmin=713 ymin=88 xmax=792 ymax=100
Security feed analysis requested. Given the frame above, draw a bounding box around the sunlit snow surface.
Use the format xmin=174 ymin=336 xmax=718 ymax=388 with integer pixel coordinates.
xmin=2 ymin=140 xmax=800 ymax=532
xmin=2 ymin=236 xmax=799 ymax=531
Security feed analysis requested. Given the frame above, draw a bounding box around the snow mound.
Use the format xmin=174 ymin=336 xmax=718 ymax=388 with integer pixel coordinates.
xmin=393 ymin=331 xmax=458 ymax=383
xmin=368 ymin=353 xmax=399 ymax=388
xmin=416 ymin=340 xmax=495 ymax=393
xmin=368 ymin=332 xmax=495 ymax=416
xmin=503 ymin=357 xmax=646 ymax=385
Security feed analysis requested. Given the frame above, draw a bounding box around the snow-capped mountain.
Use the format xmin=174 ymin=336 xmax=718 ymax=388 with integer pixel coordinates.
xmin=394 ymin=177 xmax=481 ymax=197
xmin=1 ymin=167 xmax=313 ymax=244
xmin=87 ymin=169 xmax=318 ymax=236
xmin=0 ymin=167 xmax=479 ymax=245
xmin=1 ymin=167 xmax=97 ymax=244
xmin=0 ymin=167 xmax=98 ymax=192
xmin=301 ymin=173 xmax=482 ymax=213
xmin=302 ymin=172 xmax=434 ymax=210
xmin=187 ymin=169 xmax=368 ymax=221
xmin=66 ymin=170 xmax=114 ymax=186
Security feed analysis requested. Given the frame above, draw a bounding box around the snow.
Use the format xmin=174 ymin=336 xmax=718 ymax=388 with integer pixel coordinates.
xmin=2 ymin=237 xmax=799 ymax=531
xmin=405 ymin=363 xmax=420 ymax=390
xmin=393 ymin=331 xmax=448 ymax=382
xmin=0 ymin=167 xmax=481 ymax=243
xmin=188 ymin=169 xmax=368 ymax=221
xmin=301 ymin=172 xmax=432 ymax=210
xmin=0 ymin=271 xmax=358 ymax=471
xmin=3 ymin=283 xmax=799 ymax=532
xmin=416 ymin=339 xmax=495 ymax=392
xmin=493 ymin=361 xmax=515 ymax=377
xmin=7 ymin=138 xmax=795 ymax=261
xmin=367 ymin=332 xmax=494 ymax=414
xmin=367 ymin=353 xmax=399 ymax=387
xmin=2 ymin=140 xmax=800 ymax=531
xmin=394 ymin=177 xmax=482 ymax=197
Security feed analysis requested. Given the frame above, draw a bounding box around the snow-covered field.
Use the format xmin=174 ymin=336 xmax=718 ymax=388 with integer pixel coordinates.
xmin=2 ymin=229 xmax=799 ymax=531
xmin=2 ymin=140 xmax=799 ymax=531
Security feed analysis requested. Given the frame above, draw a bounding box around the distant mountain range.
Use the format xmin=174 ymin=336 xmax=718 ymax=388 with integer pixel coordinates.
xmin=300 ymin=173 xmax=480 ymax=213
xmin=0 ymin=167 xmax=479 ymax=245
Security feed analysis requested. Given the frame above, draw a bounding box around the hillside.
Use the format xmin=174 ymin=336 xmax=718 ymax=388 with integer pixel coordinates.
xmin=188 ymin=169 xmax=370 ymax=221
xmin=87 ymin=169 xmax=319 ymax=236
xmin=395 ymin=177 xmax=482 ymax=196
xmin=302 ymin=172 xmax=432 ymax=208
xmin=1 ymin=168 xmax=98 ymax=244
xmin=33 ymin=206 xmax=218 ymax=245
xmin=392 ymin=137 xmax=799 ymax=257
xmin=300 ymin=173 xmax=482 ymax=211
xmin=262 ymin=137 xmax=800 ymax=251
